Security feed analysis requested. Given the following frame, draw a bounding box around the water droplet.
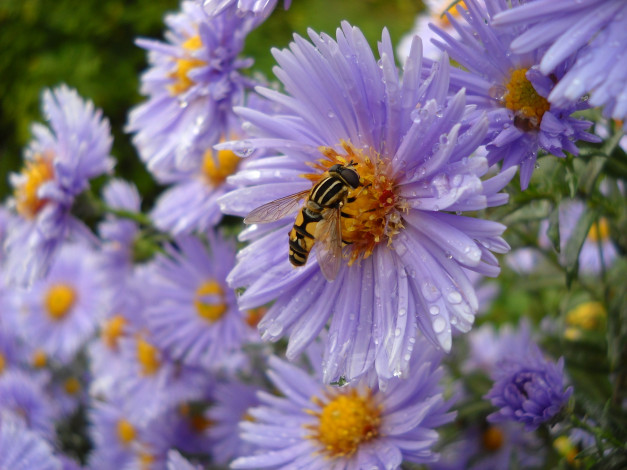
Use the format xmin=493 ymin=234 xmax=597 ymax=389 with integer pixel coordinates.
xmin=398 ymin=308 xmax=407 ymax=317
xmin=394 ymin=327 xmax=401 ymax=337
xmin=447 ymin=291 xmax=462 ymax=304
xmin=421 ymin=281 xmax=441 ymax=301
xmin=429 ymin=305 xmax=440 ymax=315
xmin=433 ymin=317 xmax=446 ymax=333
xmin=445 ymin=252 xmax=453 ymax=260
xmin=266 ymin=321 xmax=283 ymax=337
xmin=439 ymin=134 xmax=449 ymax=145
xmin=327 ymin=111 xmax=335 ymax=119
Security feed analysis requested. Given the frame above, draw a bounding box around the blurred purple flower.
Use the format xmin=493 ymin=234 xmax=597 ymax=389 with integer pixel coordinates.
xmin=167 ymin=450 xmax=202 ymax=470
xmin=219 ymin=22 xmax=514 ymax=384
xmin=485 ymin=330 xmax=572 ymax=431
xmin=494 ymin=0 xmax=627 ymax=130
xmin=430 ymin=0 xmax=599 ymax=189
xmin=0 ymin=418 xmax=62 ymax=470
xmin=233 ymin=338 xmax=454 ymax=469
xmin=204 ymin=0 xmax=291 ymax=20
xmin=5 ymin=86 xmax=114 ymax=285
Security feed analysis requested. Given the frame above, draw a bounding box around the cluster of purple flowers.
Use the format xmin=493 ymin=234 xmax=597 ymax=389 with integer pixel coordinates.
xmin=2 ymin=0 xmax=624 ymax=468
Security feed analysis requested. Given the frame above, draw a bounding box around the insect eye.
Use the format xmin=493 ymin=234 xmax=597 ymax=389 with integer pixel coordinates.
xmin=340 ymin=168 xmax=360 ymax=188
xmin=328 ymin=164 xmax=341 ymax=173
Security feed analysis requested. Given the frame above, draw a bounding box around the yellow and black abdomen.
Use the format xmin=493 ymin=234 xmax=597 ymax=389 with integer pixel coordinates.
xmin=289 ymin=207 xmax=321 ymax=266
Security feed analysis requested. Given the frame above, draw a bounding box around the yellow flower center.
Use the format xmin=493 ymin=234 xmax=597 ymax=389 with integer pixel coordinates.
xmin=116 ymin=419 xmax=136 ymax=445
xmin=245 ymin=306 xmax=267 ymax=329
xmin=482 ymin=425 xmax=504 ymax=451
xmin=202 ymin=147 xmax=241 ymax=186
xmin=566 ymin=301 xmax=606 ymax=331
xmin=503 ymin=68 xmax=550 ymax=130
xmin=587 ymin=218 xmax=610 ymax=242
xmin=44 ymin=284 xmax=77 ymax=321
xmin=435 ymin=0 xmax=467 ymax=28
xmin=139 ymin=452 xmax=155 ymax=470
xmin=0 ymin=354 xmax=6 ymax=375
xmin=194 ymin=279 xmax=228 ymax=323
xmin=307 ymin=389 xmax=381 ymax=458
xmin=305 ymin=142 xmax=405 ymax=265
xmin=15 ymin=154 xmax=54 ymax=218
xmin=168 ymin=35 xmax=206 ymax=95
xmin=102 ymin=315 xmax=128 ymax=350
xmin=554 ymin=436 xmax=579 ymax=464
xmin=31 ymin=349 xmax=47 ymax=369
xmin=64 ymin=377 xmax=81 ymax=395
xmin=136 ymin=336 xmax=161 ymax=375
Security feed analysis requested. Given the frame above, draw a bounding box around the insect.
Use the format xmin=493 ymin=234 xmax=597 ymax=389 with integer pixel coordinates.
xmin=244 ymin=163 xmax=361 ymax=281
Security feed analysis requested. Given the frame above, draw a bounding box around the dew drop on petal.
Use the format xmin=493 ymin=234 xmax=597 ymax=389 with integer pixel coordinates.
xmin=447 ymin=291 xmax=462 ymax=304
xmin=429 ymin=305 xmax=440 ymax=315
xmin=433 ymin=317 xmax=446 ymax=333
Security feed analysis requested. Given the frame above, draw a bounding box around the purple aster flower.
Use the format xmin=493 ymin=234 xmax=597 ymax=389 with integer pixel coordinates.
xmin=207 ymin=379 xmax=261 ymax=464
xmin=485 ymin=329 xmax=573 ymax=431
xmin=429 ymin=0 xmax=600 ymax=189
xmin=127 ymin=0 xmax=258 ymax=176
xmin=167 ymin=450 xmax=202 ymax=470
xmin=143 ymin=233 xmax=253 ymax=369
xmin=5 ymin=85 xmax=114 ymax=285
xmin=13 ymin=242 xmax=104 ymax=364
xmin=232 ymin=338 xmax=454 ymax=469
xmin=0 ymin=371 xmax=56 ymax=440
xmin=430 ymin=421 xmax=544 ymax=470
xmin=0 ymin=418 xmax=62 ymax=470
xmin=204 ymin=0 xmax=291 ymax=20
xmin=494 ymin=0 xmax=627 ymax=129
xmin=219 ymin=22 xmax=514 ymax=383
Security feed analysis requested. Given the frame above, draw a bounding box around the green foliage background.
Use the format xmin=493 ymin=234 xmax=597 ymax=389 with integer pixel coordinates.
xmin=0 ymin=0 xmax=423 ymax=204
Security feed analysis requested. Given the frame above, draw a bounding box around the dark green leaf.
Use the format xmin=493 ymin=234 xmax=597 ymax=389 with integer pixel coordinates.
xmin=547 ymin=206 xmax=561 ymax=253
xmin=564 ymin=208 xmax=597 ymax=287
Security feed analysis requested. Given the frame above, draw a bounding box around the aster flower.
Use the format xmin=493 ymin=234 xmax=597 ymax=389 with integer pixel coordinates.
xmin=143 ymin=233 xmax=253 ymax=369
xmin=0 ymin=371 xmax=56 ymax=440
xmin=13 ymin=242 xmax=105 ymax=364
xmin=167 ymin=450 xmax=202 ymax=470
xmin=4 ymin=85 xmax=114 ymax=285
xmin=207 ymin=379 xmax=261 ymax=464
xmin=219 ymin=22 xmax=514 ymax=383
xmin=397 ymin=0 xmax=483 ymax=61
xmin=204 ymin=0 xmax=292 ymax=21
xmin=232 ymin=338 xmax=454 ymax=469
xmin=429 ymin=0 xmax=600 ymax=189
xmin=493 ymin=0 xmax=627 ymax=129
xmin=127 ymin=0 xmax=258 ymax=176
xmin=485 ymin=328 xmax=572 ymax=431
xmin=0 ymin=419 xmax=62 ymax=470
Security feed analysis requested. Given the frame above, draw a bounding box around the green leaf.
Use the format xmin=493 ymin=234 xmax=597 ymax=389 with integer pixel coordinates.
xmin=547 ymin=206 xmax=561 ymax=253
xmin=579 ymin=156 xmax=607 ymax=195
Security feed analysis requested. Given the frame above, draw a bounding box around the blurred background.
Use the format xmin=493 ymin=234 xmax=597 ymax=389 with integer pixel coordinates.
xmin=0 ymin=0 xmax=424 ymax=203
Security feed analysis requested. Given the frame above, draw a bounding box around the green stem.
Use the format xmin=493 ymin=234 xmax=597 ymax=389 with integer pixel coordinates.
xmin=570 ymin=414 xmax=624 ymax=450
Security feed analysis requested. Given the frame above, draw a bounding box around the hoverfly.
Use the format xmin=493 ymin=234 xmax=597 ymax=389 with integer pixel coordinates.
xmin=244 ymin=163 xmax=361 ymax=281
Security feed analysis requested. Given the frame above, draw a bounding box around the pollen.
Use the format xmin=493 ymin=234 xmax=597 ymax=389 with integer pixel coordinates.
xmin=503 ymin=68 xmax=550 ymax=130
xmin=202 ymin=146 xmax=241 ymax=186
xmin=168 ymin=35 xmax=206 ymax=95
xmin=136 ymin=336 xmax=161 ymax=376
xmin=15 ymin=154 xmax=54 ymax=219
xmin=44 ymin=284 xmax=77 ymax=321
xmin=587 ymin=218 xmax=610 ymax=242
xmin=102 ymin=315 xmax=128 ymax=350
xmin=482 ymin=425 xmax=504 ymax=452
xmin=116 ymin=419 xmax=136 ymax=445
xmin=309 ymin=141 xmax=405 ymax=265
xmin=194 ymin=279 xmax=228 ymax=323
xmin=64 ymin=377 xmax=81 ymax=396
xmin=306 ymin=389 xmax=381 ymax=458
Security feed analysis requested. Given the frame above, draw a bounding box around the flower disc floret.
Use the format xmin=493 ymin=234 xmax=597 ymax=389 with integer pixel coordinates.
xmin=136 ymin=336 xmax=161 ymax=376
xmin=44 ymin=284 xmax=77 ymax=321
xmin=308 ymin=389 xmax=381 ymax=458
xmin=504 ymin=68 xmax=550 ymax=130
xmin=14 ymin=154 xmax=54 ymax=219
xmin=194 ymin=279 xmax=228 ymax=323
xmin=202 ymin=148 xmax=241 ymax=187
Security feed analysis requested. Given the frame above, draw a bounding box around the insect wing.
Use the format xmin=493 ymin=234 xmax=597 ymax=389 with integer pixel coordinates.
xmin=244 ymin=190 xmax=310 ymax=224
xmin=314 ymin=207 xmax=342 ymax=281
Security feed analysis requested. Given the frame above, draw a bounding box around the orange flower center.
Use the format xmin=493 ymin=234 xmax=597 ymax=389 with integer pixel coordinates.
xmin=116 ymin=419 xmax=136 ymax=445
xmin=136 ymin=336 xmax=161 ymax=375
xmin=503 ymin=68 xmax=550 ymax=130
xmin=15 ymin=154 xmax=54 ymax=218
xmin=305 ymin=142 xmax=405 ymax=265
xmin=587 ymin=218 xmax=610 ymax=242
xmin=44 ymin=284 xmax=77 ymax=321
xmin=202 ymin=147 xmax=241 ymax=186
xmin=194 ymin=280 xmax=228 ymax=323
xmin=102 ymin=315 xmax=128 ymax=350
xmin=168 ymin=35 xmax=206 ymax=95
xmin=64 ymin=377 xmax=81 ymax=395
xmin=31 ymin=349 xmax=47 ymax=369
xmin=307 ymin=389 xmax=381 ymax=458
xmin=482 ymin=425 xmax=505 ymax=451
